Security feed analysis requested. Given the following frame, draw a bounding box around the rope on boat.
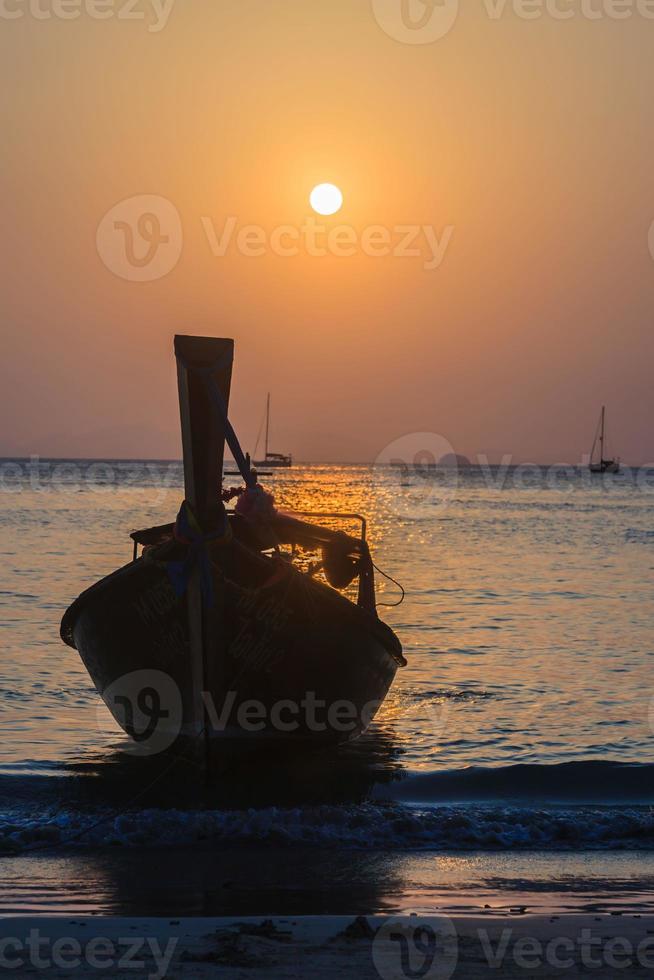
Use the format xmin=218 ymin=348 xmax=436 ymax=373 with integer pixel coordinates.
xmin=372 ymin=561 xmax=406 ymax=608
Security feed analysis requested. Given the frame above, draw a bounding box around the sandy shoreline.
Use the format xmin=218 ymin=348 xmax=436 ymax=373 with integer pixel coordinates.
xmin=3 ymin=913 xmax=654 ymax=977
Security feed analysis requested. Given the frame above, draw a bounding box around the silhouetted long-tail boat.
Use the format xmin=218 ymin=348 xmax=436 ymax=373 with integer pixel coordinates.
xmin=60 ymin=336 xmax=404 ymax=754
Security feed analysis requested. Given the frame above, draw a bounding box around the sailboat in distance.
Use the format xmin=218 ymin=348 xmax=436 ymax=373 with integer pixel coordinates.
xmin=253 ymin=393 xmax=292 ymax=468
xmin=589 ymin=405 xmax=620 ymax=474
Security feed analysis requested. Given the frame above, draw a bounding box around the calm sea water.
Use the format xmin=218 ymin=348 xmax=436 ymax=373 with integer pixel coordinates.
xmin=1 ymin=460 xmax=653 ymax=913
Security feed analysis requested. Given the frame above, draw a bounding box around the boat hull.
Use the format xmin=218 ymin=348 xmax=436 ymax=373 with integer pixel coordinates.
xmin=61 ymin=555 xmax=402 ymax=750
xmin=589 ymin=461 xmax=620 ymax=474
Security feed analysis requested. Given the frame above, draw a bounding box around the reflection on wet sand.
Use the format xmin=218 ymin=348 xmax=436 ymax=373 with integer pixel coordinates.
xmin=3 ymin=848 xmax=654 ymax=918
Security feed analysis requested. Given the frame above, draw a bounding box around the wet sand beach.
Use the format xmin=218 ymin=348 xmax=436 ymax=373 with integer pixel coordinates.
xmin=4 ymin=913 xmax=654 ymax=978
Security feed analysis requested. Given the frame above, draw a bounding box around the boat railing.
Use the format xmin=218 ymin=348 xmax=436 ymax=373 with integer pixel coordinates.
xmin=289 ymin=511 xmax=367 ymax=542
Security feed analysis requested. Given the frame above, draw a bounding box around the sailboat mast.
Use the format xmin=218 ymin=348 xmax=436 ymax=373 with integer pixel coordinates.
xmin=600 ymin=405 xmax=605 ymax=461
xmin=265 ymin=393 xmax=270 ymax=458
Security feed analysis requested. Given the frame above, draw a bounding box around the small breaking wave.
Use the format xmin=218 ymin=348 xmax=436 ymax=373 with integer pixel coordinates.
xmin=2 ymin=801 xmax=654 ymax=853
xmin=375 ymin=761 xmax=654 ymax=805
xmin=2 ymin=761 xmax=653 ymax=855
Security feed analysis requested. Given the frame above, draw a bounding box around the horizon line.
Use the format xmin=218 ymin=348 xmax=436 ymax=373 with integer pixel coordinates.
xmin=0 ymin=455 xmax=650 ymax=469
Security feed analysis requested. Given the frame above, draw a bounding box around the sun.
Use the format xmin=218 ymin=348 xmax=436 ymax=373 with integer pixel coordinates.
xmin=310 ymin=183 xmax=343 ymax=216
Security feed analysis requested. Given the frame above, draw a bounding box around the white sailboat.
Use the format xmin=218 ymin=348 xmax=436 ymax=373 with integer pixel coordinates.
xmin=589 ymin=405 xmax=620 ymax=474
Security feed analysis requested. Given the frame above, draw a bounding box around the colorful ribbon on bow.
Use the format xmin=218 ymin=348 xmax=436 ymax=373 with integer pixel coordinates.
xmin=166 ymin=500 xmax=231 ymax=605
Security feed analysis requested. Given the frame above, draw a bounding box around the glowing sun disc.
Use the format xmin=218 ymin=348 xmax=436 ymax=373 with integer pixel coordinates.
xmin=310 ymin=183 xmax=343 ymax=216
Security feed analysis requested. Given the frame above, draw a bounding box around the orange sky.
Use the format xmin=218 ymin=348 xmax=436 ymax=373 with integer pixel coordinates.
xmin=1 ymin=0 xmax=653 ymax=463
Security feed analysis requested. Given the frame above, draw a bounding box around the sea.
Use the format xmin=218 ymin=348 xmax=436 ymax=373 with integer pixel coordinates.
xmin=1 ymin=458 xmax=653 ymax=915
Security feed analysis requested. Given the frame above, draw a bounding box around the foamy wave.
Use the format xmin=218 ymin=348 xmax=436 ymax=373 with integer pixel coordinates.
xmin=3 ymin=802 xmax=654 ymax=853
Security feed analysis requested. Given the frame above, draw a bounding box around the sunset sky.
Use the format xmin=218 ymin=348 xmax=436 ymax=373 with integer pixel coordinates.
xmin=2 ymin=0 xmax=653 ymax=463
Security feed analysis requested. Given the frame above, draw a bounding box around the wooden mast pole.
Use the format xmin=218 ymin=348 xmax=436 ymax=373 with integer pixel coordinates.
xmin=174 ymin=335 xmax=234 ymax=753
xmin=265 ymin=392 xmax=270 ymax=460
xmin=600 ymin=405 xmax=605 ymax=463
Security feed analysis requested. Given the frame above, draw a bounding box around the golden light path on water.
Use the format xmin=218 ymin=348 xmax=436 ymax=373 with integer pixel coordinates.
xmin=0 ymin=460 xmax=652 ymax=775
